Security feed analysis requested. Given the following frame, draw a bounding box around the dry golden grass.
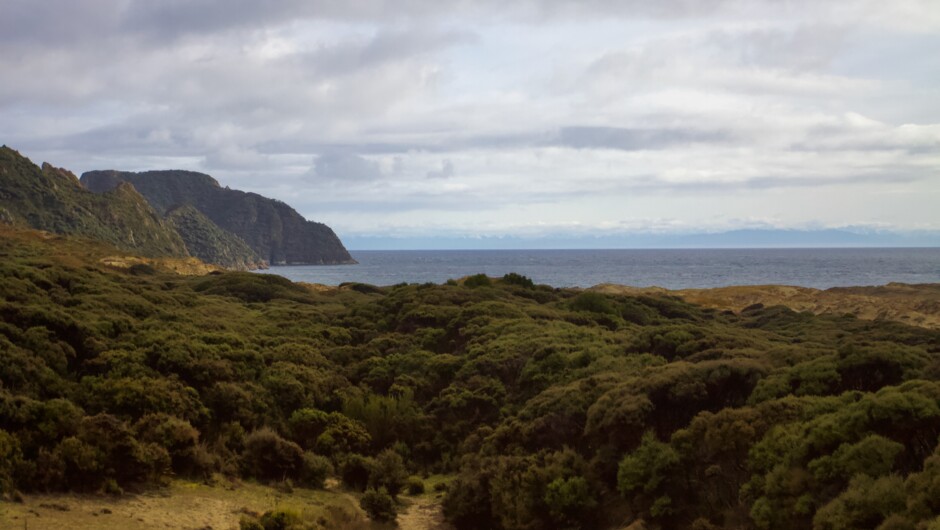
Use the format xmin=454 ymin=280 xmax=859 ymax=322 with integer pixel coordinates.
xmin=0 ymin=479 xmax=364 ymax=530
xmin=591 ymin=282 xmax=940 ymax=329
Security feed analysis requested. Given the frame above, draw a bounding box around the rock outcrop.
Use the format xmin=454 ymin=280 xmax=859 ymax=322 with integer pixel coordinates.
xmin=81 ymin=169 xmax=355 ymax=265
xmin=165 ymin=205 xmax=266 ymax=271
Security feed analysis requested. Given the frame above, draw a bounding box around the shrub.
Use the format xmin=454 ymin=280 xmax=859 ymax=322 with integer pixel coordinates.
xmin=570 ymin=291 xmax=616 ymax=315
xmin=370 ymin=448 xmax=408 ymax=498
xmin=288 ymin=408 xmax=330 ymax=449
xmin=502 ymin=273 xmax=535 ymax=289
xmin=133 ymin=413 xmax=200 ymax=474
xmin=463 ymin=274 xmax=491 ymax=288
xmin=242 ymin=427 xmax=304 ymax=481
xmin=298 ymin=452 xmax=332 ymax=489
xmin=406 ymin=476 xmax=425 ymax=495
xmin=360 ymin=487 xmax=397 ymax=522
xmin=0 ymin=430 xmax=23 ymax=492
xmin=341 ymin=454 xmax=375 ymax=491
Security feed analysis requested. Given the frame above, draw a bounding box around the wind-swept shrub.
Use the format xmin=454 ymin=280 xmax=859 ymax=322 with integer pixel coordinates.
xmin=242 ymin=427 xmax=304 ymax=481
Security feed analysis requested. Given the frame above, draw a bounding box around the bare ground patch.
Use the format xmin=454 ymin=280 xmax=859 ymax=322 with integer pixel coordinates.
xmin=0 ymin=479 xmax=363 ymax=530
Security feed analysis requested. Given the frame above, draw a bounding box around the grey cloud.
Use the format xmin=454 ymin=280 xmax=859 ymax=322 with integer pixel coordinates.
xmin=790 ymin=118 xmax=940 ymax=153
xmin=40 ymin=121 xmax=196 ymax=156
xmin=294 ymin=28 xmax=475 ymax=77
xmin=0 ymin=0 xmax=878 ymax=50
xmin=707 ymin=25 xmax=849 ymax=72
xmin=554 ymin=126 xmax=730 ymax=150
xmin=261 ymin=126 xmax=725 ymax=156
xmin=426 ymin=160 xmax=455 ymax=179
xmin=311 ymin=153 xmax=383 ymax=182
xmin=615 ymin=170 xmax=929 ymax=194
xmin=0 ymin=0 xmax=125 ymax=46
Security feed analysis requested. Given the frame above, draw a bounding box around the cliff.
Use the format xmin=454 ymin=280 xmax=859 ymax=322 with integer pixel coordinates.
xmin=165 ymin=204 xmax=267 ymax=271
xmin=0 ymin=146 xmax=190 ymax=258
xmin=81 ymin=169 xmax=356 ymax=265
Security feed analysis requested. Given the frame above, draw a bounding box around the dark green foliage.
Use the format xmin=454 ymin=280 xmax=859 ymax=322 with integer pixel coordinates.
xmin=406 ymin=475 xmax=425 ymax=495
xmin=2 ymin=227 xmax=940 ymax=529
xmin=502 ymin=273 xmax=535 ymax=289
xmin=298 ymin=452 xmax=333 ymax=488
xmin=544 ymin=476 xmax=598 ymax=528
xmin=464 ymin=274 xmax=492 ymax=288
xmin=360 ymin=487 xmax=397 ymax=522
xmin=134 ymin=413 xmax=202 ymax=474
xmin=341 ymin=454 xmax=376 ymax=491
xmin=618 ymin=431 xmax=681 ymax=518
xmin=370 ymin=448 xmax=408 ymax=498
xmin=340 ymin=282 xmax=385 ymax=295
xmin=242 ymin=428 xmax=304 ymax=481
xmin=193 ymin=272 xmax=315 ymax=303
xmin=570 ymin=291 xmax=617 ymax=315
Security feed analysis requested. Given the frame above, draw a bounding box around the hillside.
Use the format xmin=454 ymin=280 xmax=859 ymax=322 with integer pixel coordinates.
xmin=81 ymin=169 xmax=356 ymax=265
xmin=592 ymin=283 xmax=940 ymax=330
xmin=1 ymin=227 xmax=939 ymax=530
xmin=165 ymin=205 xmax=266 ymax=271
xmin=0 ymin=146 xmax=189 ymax=258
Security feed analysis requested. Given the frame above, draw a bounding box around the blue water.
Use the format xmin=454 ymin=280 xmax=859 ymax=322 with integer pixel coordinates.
xmin=259 ymin=248 xmax=940 ymax=289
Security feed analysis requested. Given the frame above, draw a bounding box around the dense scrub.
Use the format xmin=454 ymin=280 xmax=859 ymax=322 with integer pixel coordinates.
xmin=1 ymin=228 xmax=939 ymax=529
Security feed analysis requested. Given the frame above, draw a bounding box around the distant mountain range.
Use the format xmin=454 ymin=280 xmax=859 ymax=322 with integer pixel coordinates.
xmin=343 ymin=229 xmax=940 ymax=250
xmin=0 ymin=146 xmax=354 ymax=269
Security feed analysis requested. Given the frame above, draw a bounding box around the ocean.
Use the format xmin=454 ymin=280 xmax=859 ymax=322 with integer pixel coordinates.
xmin=259 ymin=248 xmax=940 ymax=290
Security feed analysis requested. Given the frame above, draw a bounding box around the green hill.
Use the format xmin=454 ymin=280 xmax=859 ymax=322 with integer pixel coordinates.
xmin=81 ymin=169 xmax=356 ymax=265
xmin=0 ymin=146 xmax=189 ymax=258
xmin=166 ymin=204 xmax=266 ymax=271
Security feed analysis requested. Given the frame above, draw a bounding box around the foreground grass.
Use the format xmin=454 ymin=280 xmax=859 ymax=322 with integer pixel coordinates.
xmin=0 ymin=478 xmax=368 ymax=530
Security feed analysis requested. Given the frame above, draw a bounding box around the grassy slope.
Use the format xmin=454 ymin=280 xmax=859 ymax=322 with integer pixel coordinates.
xmin=0 ymin=147 xmax=189 ymax=258
xmin=593 ymin=283 xmax=940 ymax=329
xmin=0 ymin=479 xmax=366 ymax=530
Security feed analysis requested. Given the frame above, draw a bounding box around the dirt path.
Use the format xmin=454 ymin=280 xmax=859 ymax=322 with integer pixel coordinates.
xmin=397 ymin=495 xmax=452 ymax=530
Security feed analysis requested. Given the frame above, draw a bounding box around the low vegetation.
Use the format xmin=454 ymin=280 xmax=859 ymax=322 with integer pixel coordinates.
xmin=1 ymin=226 xmax=939 ymax=529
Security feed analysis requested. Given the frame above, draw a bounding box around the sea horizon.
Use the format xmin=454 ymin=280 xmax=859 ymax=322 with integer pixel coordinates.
xmin=260 ymin=247 xmax=940 ymax=290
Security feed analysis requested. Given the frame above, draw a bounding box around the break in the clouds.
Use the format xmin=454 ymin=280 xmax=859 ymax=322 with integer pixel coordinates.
xmin=2 ymin=0 xmax=939 ymax=246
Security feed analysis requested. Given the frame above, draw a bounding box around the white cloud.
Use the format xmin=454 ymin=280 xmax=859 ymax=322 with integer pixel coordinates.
xmin=2 ymin=0 xmax=939 ymax=243
xmin=426 ymin=159 xmax=455 ymax=179
xmin=311 ymin=153 xmax=384 ymax=182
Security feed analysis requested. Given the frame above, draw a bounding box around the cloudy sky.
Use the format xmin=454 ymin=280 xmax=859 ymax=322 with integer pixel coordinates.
xmin=3 ymin=0 xmax=939 ymax=248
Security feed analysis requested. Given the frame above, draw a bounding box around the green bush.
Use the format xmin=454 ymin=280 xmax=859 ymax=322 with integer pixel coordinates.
xmin=340 ymin=454 xmax=375 ymax=491
xmin=369 ymin=448 xmax=408 ymax=498
xmin=360 ymin=487 xmax=397 ymax=522
xmin=463 ymin=274 xmax=492 ymax=288
xmin=406 ymin=475 xmax=425 ymax=495
xmin=298 ymin=452 xmax=332 ymax=489
xmin=502 ymin=273 xmax=535 ymax=289
xmin=570 ymin=291 xmax=616 ymax=315
xmin=242 ymin=428 xmax=304 ymax=481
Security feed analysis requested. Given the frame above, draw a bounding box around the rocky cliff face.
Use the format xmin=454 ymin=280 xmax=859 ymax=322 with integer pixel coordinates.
xmin=0 ymin=146 xmax=190 ymax=258
xmin=81 ymin=169 xmax=356 ymax=265
xmin=165 ymin=205 xmax=266 ymax=271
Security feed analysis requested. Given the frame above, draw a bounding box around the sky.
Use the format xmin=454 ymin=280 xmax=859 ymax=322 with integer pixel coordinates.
xmin=2 ymin=0 xmax=939 ymax=248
